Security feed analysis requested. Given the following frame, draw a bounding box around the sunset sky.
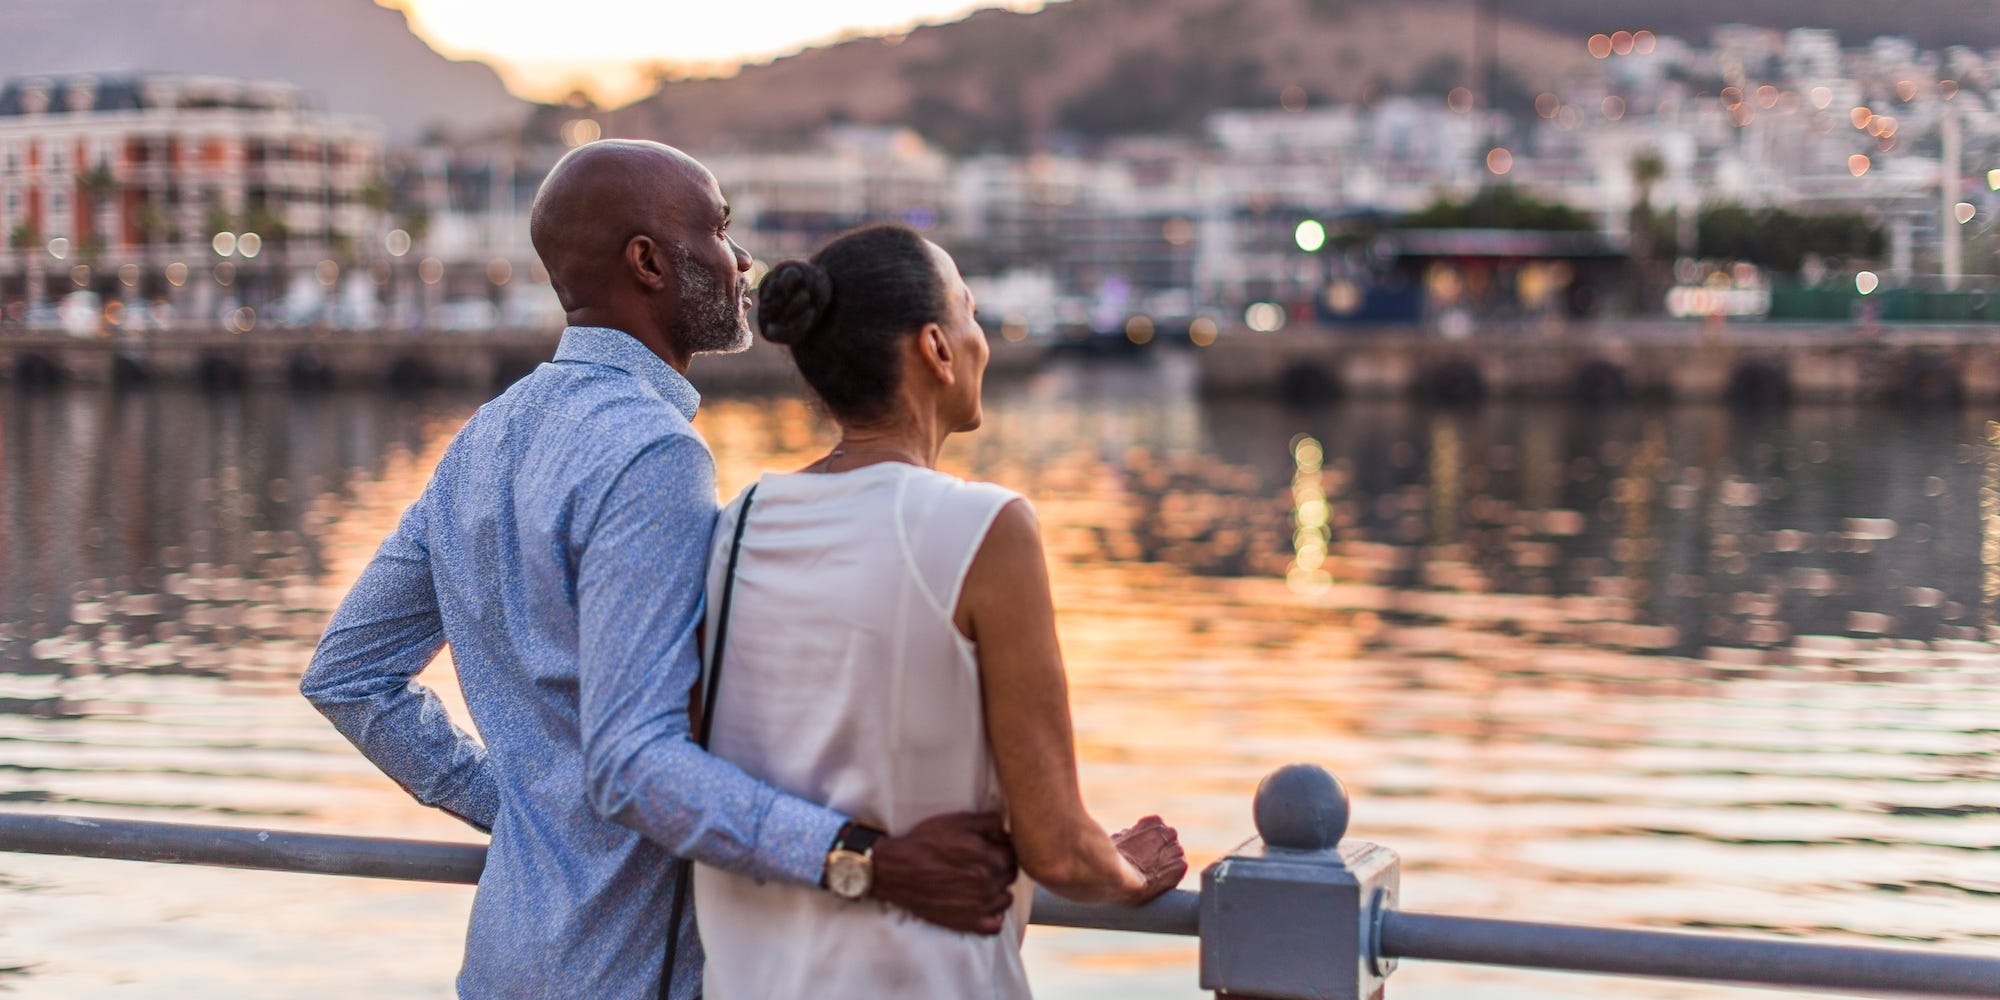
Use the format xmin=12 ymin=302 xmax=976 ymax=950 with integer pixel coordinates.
xmin=376 ymin=0 xmax=1056 ymax=103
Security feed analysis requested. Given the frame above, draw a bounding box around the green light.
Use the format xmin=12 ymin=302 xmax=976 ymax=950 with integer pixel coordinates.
xmin=1294 ymin=219 xmax=1326 ymax=253
xmin=1988 ymin=168 xmax=2000 ymax=191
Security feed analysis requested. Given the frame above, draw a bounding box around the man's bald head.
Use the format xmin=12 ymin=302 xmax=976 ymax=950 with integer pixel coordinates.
xmin=528 ymin=139 xmax=714 ymax=314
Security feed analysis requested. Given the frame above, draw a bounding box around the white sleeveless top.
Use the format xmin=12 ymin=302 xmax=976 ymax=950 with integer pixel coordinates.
xmin=694 ymin=462 xmax=1033 ymax=1000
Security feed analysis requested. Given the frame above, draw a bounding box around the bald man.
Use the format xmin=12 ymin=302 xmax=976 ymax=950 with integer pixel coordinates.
xmin=302 ymin=141 xmax=1017 ymax=999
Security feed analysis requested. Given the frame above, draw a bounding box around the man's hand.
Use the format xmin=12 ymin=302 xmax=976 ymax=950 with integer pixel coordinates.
xmin=1112 ymin=815 xmax=1187 ymax=904
xmin=868 ymin=811 xmax=1018 ymax=935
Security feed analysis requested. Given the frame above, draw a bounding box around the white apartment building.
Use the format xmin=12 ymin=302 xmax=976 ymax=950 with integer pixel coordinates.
xmin=0 ymin=74 xmax=385 ymax=328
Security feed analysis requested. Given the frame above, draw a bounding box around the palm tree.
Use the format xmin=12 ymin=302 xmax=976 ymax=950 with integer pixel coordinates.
xmin=11 ymin=221 xmax=45 ymax=316
xmin=1629 ymin=151 xmax=1669 ymax=313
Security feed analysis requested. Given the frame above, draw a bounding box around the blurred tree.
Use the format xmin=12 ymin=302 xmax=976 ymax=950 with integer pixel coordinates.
xmin=1627 ymin=151 xmax=1668 ymax=311
xmin=398 ymin=208 xmax=430 ymax=244
xmin=203 ymin=206 xmax=238 ymax=239
xmin=1409 ymin=54 xmax=1466 ymax=97
xmin=358 ymin=177 xmax=391 ymax=214
xmin=243 ymin=206 xmax=288 ymax=245
xmin=134 ymin=202 xmax=168 ymax=246
xmin=1402 ymin=187 xmax=1595 ymax=231
xmin=1697 ymin=204 xmax=1883 ymax=273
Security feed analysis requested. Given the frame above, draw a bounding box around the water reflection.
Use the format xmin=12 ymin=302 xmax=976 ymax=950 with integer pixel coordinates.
xmin=1 ymin=358 xmax=1997 ymax=997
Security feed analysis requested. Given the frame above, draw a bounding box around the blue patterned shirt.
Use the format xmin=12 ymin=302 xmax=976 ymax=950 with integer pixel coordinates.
xmin=301 ymin=326 xmax=847 ymax=999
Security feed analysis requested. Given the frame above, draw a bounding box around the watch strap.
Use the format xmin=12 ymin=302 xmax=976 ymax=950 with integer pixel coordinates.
xmin=833 ymin=822 xmax=886 ymax=856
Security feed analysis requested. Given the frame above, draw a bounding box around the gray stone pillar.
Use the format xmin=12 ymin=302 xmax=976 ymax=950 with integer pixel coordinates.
xmin=1200 ymin=764 xmax=1400 ymax=1000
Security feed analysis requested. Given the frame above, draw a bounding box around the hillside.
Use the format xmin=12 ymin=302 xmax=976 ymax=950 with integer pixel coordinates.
xmin=1495 ymin=0 xmax=2000 ymax=52
xmin=603 ymin=0 xmax=1598 ymax=154
xmin=0 ymin=0 xmax=526 ymax=139
xmin=601 ymin=0 xmax=2000 ymax=155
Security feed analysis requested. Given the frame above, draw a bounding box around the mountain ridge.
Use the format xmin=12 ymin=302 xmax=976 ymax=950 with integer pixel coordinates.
xmin=0 ymin=0 xmax=526 ymax=139
xmin=599 ymin=0 xmax=2000 ymax=154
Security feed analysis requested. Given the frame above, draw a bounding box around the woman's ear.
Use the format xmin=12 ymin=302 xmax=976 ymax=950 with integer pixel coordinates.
xmin=920 ymin=323 xmax=957 ymax=386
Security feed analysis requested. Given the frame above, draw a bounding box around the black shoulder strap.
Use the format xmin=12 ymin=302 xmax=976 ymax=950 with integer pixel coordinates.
xmin=660 ymin=483 xmax=757 ymax=1000
xmin=696 ymin=484 xmax=757 ymax=748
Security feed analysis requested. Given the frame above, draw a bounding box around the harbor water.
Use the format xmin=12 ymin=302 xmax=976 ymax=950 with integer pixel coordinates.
xmin=2 ymin=352 xmax=1997 ymax=998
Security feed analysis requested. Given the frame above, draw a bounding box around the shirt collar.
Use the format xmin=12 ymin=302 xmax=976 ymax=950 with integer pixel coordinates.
xmin=553 ymin=326 xmax=701 ymax=421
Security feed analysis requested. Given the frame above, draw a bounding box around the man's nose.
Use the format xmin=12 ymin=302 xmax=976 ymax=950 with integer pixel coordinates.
xmin=729 ymin=237 xmax=752 ymax=272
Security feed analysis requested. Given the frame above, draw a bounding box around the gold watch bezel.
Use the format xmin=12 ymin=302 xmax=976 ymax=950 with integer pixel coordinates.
xmin=825 ymin=847 xmax=872 ymax=901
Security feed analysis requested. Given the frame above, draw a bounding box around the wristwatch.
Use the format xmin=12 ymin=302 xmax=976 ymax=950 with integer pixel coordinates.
xmin=822 ymin=822 xmax=886 ymax=901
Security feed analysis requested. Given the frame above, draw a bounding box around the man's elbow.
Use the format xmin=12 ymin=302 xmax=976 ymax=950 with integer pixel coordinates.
xmin=298 ymin=656 xmax=334 ymax=706
xmin=582 ymin=738 xmax=642 ymax=824
xmin=298 ymin=651 xmax=374 ymax=714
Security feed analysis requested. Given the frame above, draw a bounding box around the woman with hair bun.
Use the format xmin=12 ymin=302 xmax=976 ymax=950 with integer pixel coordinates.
xmin=693 ymin=224 xmax=1186 ymax=997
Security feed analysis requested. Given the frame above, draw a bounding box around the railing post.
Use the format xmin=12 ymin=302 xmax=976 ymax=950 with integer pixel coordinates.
xmin=1200 ymin=764 xmax=1400 ymax=1000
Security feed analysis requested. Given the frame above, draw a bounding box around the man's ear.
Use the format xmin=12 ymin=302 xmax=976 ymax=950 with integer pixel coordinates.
xmin=920 ymin=323 xmax=957 ymax=385
xmin=626 ymin=235 xmax=671 ymax=291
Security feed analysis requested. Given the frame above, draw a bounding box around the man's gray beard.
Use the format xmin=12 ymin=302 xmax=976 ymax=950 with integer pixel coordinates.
xmin=671 ymin=242 xmax=751 ymax=355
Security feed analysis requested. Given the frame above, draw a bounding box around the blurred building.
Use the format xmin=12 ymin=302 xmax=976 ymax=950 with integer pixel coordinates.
xmin=0 ymin=74 xmax=386 ymax=330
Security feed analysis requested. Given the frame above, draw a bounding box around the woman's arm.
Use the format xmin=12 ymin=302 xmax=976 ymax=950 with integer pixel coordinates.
xmin=957 ymin=499 xmax=1186 ymax=905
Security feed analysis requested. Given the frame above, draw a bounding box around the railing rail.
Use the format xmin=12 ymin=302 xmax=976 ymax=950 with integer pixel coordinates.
xmin=0 ymin=811 xmax=1201 ymax=937
xmin=1379 ymin=911 xmax=2000 ymax=997
xmin=6 ymin=765 xmax=1999 ymax=999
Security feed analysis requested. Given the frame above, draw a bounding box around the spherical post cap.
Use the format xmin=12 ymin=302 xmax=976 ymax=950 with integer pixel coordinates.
xmin=1253 ymin=764 xmax=1349 ymax=850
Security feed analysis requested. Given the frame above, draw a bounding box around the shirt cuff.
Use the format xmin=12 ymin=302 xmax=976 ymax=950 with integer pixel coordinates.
xmin=760 ymin=794 xmax=849 ymax=887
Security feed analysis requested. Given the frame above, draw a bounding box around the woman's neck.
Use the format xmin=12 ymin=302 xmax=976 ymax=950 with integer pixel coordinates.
xmin=821 ymin=417 xmax=943 ymax=472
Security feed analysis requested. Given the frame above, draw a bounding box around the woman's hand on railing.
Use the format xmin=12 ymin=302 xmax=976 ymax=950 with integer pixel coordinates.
xmin=1111 ymin=815 xmax=1187 ymax=905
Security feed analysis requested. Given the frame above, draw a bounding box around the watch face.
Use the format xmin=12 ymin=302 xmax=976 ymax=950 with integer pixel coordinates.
xmin=827 ymin=851 xmax=871 ymax=900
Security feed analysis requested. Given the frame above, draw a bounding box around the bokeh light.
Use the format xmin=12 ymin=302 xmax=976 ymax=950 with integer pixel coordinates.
xmin=1124 ymin=314 xmax=1154 ymax=345
xmin=1244 ymin=302 xmax=1285 ymax=332
xmin=1187 ymin=316 xmax=1218 ymax=347
xmin=1293 ymin=219 xmax=1326 ymax=253
xmin=560 ymin=118 xmax=602 ymax=146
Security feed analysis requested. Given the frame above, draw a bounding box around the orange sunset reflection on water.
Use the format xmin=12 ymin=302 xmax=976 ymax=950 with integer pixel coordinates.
xmin=3 ymin=361 xmax=1999 ymax=998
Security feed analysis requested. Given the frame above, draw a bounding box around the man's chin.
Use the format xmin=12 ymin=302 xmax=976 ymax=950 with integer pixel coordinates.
xmin=692 ymin=324 xmax=754 ymax=357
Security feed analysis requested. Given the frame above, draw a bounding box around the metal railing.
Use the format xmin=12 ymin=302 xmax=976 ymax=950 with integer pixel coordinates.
xmin=4 ymin=765 xmax=1997 ymax=999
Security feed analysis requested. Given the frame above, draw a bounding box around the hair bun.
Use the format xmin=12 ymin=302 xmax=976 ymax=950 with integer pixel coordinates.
xmin=757 ymin=260 xmax=833 ymax=346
